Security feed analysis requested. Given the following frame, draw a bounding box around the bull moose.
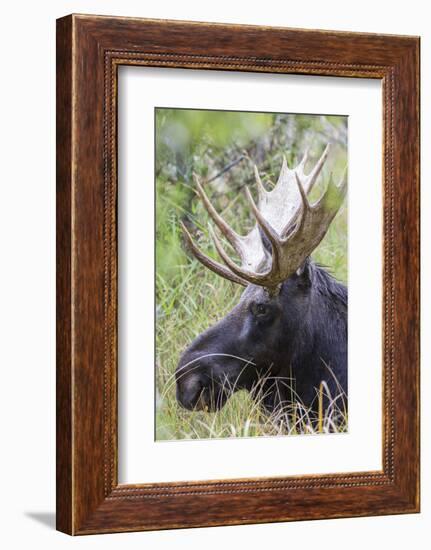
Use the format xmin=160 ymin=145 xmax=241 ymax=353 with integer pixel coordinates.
xmin=176 ymin=144 xmax=347 ymax=424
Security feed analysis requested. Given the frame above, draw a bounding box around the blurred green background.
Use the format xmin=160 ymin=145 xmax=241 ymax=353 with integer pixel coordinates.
xmin=155 ymin=108 xmax=348 ymax=441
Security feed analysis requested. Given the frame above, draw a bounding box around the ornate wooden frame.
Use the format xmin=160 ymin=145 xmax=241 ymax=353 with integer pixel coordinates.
xmin=56 ymin=14 xmax=420 ymax=535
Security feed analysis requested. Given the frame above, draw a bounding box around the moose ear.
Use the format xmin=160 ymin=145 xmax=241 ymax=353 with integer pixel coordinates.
xmin=295 ymin=258 xmax=313 ymax=289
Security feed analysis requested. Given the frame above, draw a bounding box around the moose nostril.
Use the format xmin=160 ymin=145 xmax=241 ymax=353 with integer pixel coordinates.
xmin=176 ymin=375 xmax=205 ymax=410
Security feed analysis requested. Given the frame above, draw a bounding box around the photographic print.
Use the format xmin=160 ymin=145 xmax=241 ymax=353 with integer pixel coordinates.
xmin=155 ymin=108 xmax=348 ymax=441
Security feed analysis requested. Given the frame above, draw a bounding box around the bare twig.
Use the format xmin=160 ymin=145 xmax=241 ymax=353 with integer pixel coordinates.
xmin=206 ymin=155 xmax=247 ymax=183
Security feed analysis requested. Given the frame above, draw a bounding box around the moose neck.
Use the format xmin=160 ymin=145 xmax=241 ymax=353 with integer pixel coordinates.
xmin=281 ymin=264 xmax=348 ymax=407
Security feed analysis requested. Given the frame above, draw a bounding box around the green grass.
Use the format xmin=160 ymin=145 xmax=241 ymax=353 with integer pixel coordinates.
xmin=155 ymin=110 xmax=348 ymax=441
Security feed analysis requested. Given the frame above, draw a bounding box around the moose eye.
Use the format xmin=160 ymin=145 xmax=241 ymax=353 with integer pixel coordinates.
xmin=254 ymin=303 xmax=269 ymax=317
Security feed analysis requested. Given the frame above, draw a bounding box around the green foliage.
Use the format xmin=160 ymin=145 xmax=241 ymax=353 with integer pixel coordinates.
xmin=155 ymin=109 xmax=348 ymax=440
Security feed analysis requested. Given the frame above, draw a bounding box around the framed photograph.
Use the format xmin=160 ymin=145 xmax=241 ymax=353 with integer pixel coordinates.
xmin=56 ymin=14 xmax=420 ymax=534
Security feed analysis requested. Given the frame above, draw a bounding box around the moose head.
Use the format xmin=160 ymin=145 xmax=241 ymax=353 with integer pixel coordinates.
xmin=176 ymin=145 xmax=347 ymax=414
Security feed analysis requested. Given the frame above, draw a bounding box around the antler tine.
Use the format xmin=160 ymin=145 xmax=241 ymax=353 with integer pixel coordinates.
xmin=208 ymin=224 xmax=278 ymax=288
xmin=275 ymin=169 xmax=347 ymax=279
xmin=278 ymin=173 xmax=312 ymax=242
xmin=297 ymin=148 xmax=309 ymax=173
xmin=303 ymin=143 xmax=331 ymax=193
xmin=243 ymin=186 xmax=281 ymax=275
xmin=314 ymin=168 xmax=347 ymax=215
xmin=294 ymin=172 xmax=312 ymax=212
xmin=193 ymin=173 xmax=244 ymax=257
xmin=253 ymin=165 xmax=267 ymax=202
xmin=278 ymin=144 xmax=331 ymax=239
xmin=277 ymin=172 xmax=309 ymax=240
xmin=180 ymin=222 xmax=248 ymax=287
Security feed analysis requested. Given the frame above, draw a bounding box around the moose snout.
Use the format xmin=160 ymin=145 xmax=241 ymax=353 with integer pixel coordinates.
xmin=176 ymin=373 xmax=208 ymax=411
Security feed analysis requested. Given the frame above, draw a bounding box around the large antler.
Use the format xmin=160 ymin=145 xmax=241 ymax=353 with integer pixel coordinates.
xmin=182 ymin=144 xmax=347 ymax=294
